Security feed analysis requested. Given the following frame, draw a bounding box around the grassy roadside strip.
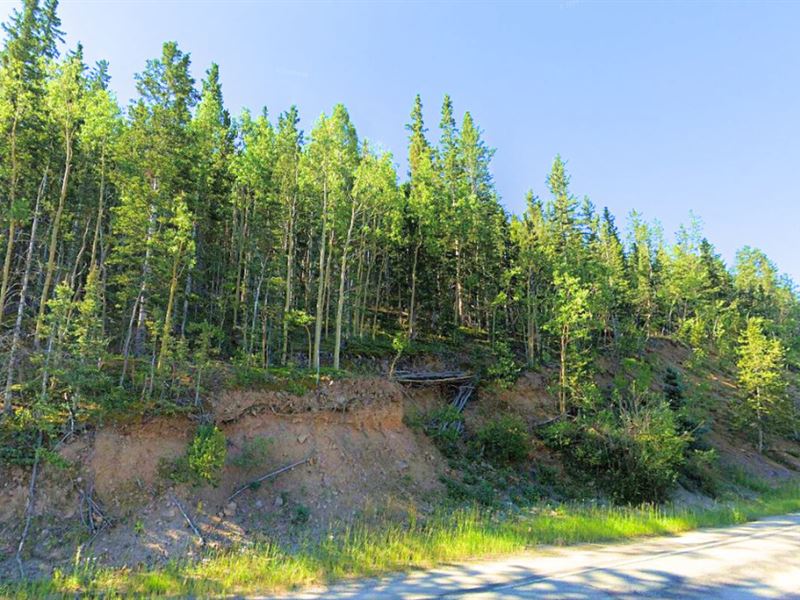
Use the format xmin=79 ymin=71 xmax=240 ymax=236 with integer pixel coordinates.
xmin=4 ymin=482 xmax=800 ymax=598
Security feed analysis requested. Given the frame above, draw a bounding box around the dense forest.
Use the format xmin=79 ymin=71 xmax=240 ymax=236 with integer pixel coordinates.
xmin=1 ymin=0 xmax=799 ymax=494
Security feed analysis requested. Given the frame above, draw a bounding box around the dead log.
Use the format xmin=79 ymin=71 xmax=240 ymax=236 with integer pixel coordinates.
xmin=393 ymin=370 xmax=473 ymax=385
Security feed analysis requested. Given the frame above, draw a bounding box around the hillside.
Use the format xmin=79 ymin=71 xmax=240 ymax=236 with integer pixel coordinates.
xmin=2 ymin=337 xmax=799 ymax=586
xmin=1 ymin=0 xmax=800 ymax=595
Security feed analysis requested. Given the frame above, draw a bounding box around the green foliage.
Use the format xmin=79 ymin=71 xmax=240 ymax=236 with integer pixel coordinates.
xmin=485 ymin=340 xmax=520 ymax=389
xmin=7 ymin=483 xmax=800 ymax=598
xmin=441 ymin=474 xmax=497 ymax=506
xmin=187 ymin=425 xmax=227 ymax=486
xmin=543 ymin=403 xmax=688 ymax=504
xmin=663 ymin=367 xmax=685 ymax=410
xmin=0 ymin=411 xmax=40 ymax=466
xmin=422 ymin=405 xmax=464 ymax=455
xmin=735 ymin=317 xmax=790 ymax=451
xmin=161 ymin=425 xmax=228 ymax=487
xmin=291 ymin=504 xmax=310 ymax=525
xmin=680 ymin=448 xmax=720 ymax=497
xmin=389 ymin=330 xmax=410 ymax=375
xmin=476 ymin=415 xmax=529 ymax=465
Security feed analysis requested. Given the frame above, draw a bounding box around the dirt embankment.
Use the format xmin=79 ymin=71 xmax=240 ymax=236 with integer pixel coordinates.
xmin=0 ymin=377 xmax=448 ymax=576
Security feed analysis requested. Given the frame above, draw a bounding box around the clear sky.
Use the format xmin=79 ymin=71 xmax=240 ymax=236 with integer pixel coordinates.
xmin=2 ymin=0 xmax=799 ymax=283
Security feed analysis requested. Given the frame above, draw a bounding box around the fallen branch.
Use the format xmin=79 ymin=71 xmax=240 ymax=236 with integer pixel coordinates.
xmin=227 ymin=456 xmax=312 ymax=503
xmin=16 ymin=432 xmax=43 ymax=579
xmin=171 ymin=494 xmax=205 ymax=546
xmin=393 ymin=370 xmax=473 ymax=385
xmin=533 ymin=415 xmax=562 ymax=429
xmin=77 ymin=483 xmax=108 ymax=535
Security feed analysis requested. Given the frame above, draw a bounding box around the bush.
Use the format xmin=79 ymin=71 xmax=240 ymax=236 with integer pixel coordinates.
xmin=423 ymin=406 xmax=464 ymax=455
xmin=0 ymin=411 xmax=40 ymax=467
xmin=486 ymin=341 xmax=520 ymax=389
xmin=663 ymin=367 xmax=685 ymax=410
xmin=476 ymin=415 xmax=529 ymax=465
xmin=291 ymin=504 xmax=310 ymax=525
xmin=187 ymin=425 xmax=227 ymax=486
xmin=680 ymin=448 xmax=720 ymax=496
xmin=543 ymin=403 xmax=688 ymax=504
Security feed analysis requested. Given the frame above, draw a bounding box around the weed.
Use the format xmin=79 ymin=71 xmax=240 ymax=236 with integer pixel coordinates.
xmin=291 ymin=504 xmax=310 ymax=525
xmin=476 ymin=415 xmax=529 ymax=465
xmin=230 ymin=436 xmax=272 ymax=470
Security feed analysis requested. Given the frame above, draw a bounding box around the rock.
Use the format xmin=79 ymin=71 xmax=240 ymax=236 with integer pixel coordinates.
xmin=396 ymin=460 xmax=409 ymax=471
xmin=274 ymin=495 xmax=284 ymax=507
xmin=254 ymin=500 xmax=264 ymax=509
xmin=223 ymin=501 xmax=237 ymax=517
xmin=297 ymin=433 xmax=309 ymax=444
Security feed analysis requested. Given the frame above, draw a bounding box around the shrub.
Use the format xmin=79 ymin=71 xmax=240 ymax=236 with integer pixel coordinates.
xmin=543 ymin=403 xmax=688 ymax=504
xmin=680 ymin=448 xmax=720 ymax=496
xmin=423 ymin=406 xmax=464 ymax=455
xmin=291 ymin=504 xmax=310 ymax=525
xmin=187 ymin=425 xmax=227 ymax=486
xmin=476 ymin=415 xmax=529 ymax=465
xmin=486 ymin=340 xmax=520 ymax=389
xmin=663 ymin=367 xmax=685 ymax=410
xmin=441 ymin=475 xmax=497 ymax=506
xmin=0 ymin=411 xmax=40 ymax=467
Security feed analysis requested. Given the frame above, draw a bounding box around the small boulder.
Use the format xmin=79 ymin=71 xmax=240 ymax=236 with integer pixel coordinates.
xmin=223 ymin=501 xmax=237 ymax=517
xmin=274 ymin=495 xmax=284 ymax=507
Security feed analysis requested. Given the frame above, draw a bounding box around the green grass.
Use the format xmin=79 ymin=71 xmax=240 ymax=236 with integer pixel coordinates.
xmin=4 ymin=482 xmax=800 ymax=599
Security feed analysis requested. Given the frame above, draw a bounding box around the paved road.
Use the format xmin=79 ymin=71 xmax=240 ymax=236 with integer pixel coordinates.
xmin=280 ymin=513 xmax=800 ymax=599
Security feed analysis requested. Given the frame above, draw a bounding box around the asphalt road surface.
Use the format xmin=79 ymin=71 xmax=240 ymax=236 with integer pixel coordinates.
xmin=278 ymin=512 xmax=800 ymax=599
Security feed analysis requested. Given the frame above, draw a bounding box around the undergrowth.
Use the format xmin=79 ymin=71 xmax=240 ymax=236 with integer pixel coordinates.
xmin=3 ymin=482 xmax=799 ymax=599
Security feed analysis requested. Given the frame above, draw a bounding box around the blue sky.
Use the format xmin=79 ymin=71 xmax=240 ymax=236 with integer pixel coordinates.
xmin=2 ymin=0 xmax=799 ymax=283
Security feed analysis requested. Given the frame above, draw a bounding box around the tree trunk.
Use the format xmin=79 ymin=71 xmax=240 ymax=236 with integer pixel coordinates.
xmin=409 ymin=239 xmax=421 ymax=338
xmin=281 ymin=195 xmax=296 ymax=365
xmin=120 ymin=200 xmax=156 ymax=384
xmin=157 ymin=240 xmax=185 ymax=371
xmin=89 ymin=147 xmax=106 ymax=269
xmin=312 ymin=180 xmax=328 ymax=371
xmin=0 ymin=112 xmax=21 ymax=327
xmin=35 ymin=137 xmax=73 ymax=344
xmin=334 ymin=201 xmax=357 ymax=370
xmin=559 ymin=324 xmax=569 ymax=416
xmin=3 ymin=170 xmax=46 ymax=417
xmin=455 ymin=238 xmax=463 ymax=326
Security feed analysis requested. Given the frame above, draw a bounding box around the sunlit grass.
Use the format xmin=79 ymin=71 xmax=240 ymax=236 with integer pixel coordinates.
xmin=3 ymin=483 xmax=800 ymax=598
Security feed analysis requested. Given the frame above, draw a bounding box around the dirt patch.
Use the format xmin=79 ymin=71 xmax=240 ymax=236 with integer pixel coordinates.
xmin=461 ymin=371 xmax=558 ymax=435
xmin=213 ymin=376 xmax=405 ymax=422
xmin=91 ymin=419 xmax=190 ymax=514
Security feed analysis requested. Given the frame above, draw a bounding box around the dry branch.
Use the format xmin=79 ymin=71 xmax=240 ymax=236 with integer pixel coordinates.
xmin=171 ymin=494 xmax=205 ymax=546
xmin=227 ymin=456 xmax=312 ymax=503
xmin=393 ymin=370 xmax=473 ymax=385
xmin=15 ymin=432 xmax=42 ymax=579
